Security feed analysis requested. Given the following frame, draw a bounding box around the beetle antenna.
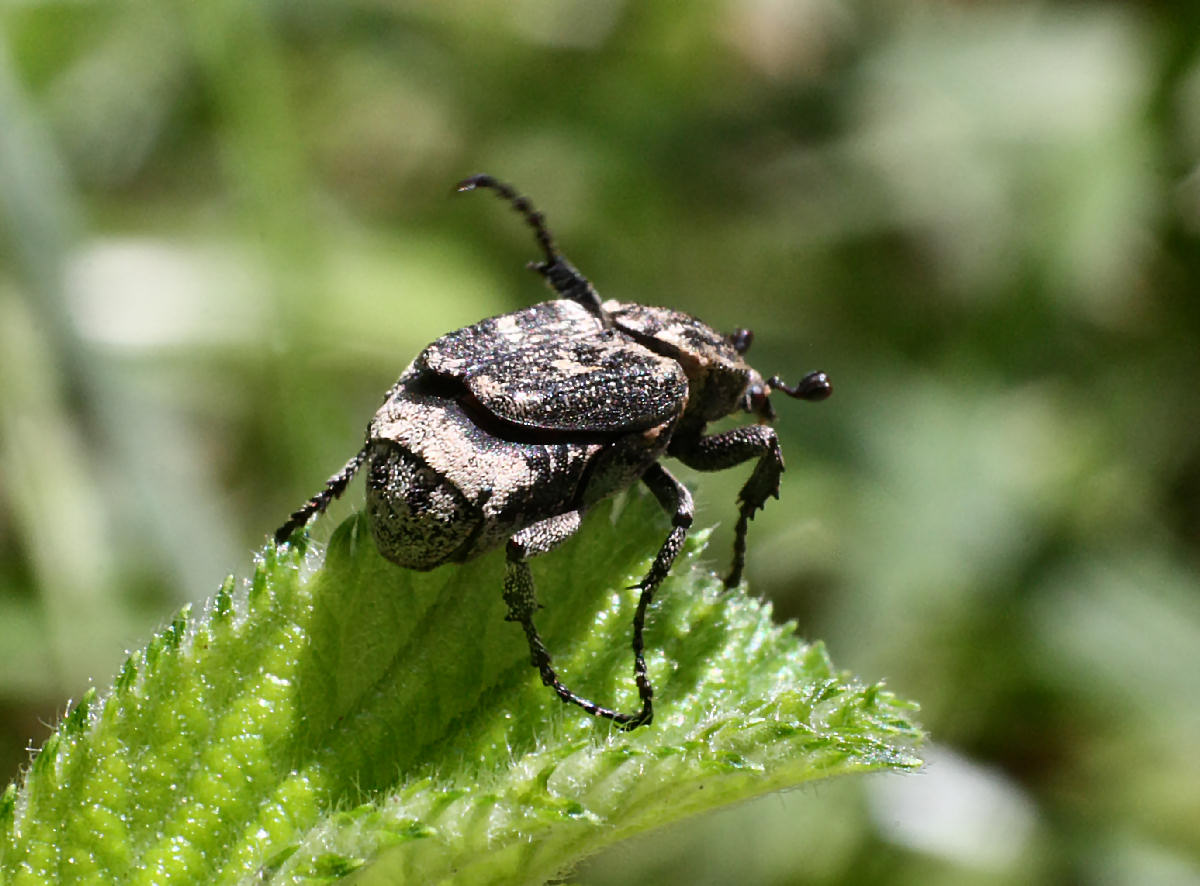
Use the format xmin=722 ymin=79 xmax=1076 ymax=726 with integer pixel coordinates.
xmin=457 ymin=173 xmax=609 ymax=323
xmin=768 ymin=371 xmax=833 ymax=402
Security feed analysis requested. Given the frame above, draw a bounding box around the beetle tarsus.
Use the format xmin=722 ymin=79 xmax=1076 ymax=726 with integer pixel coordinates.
xmin=274 ymin=448 xmax=368 ymax=545
xmin=457 ymin=172 xmax=608 ymax=323
xmin=668 ymin=424 xmax=786 ymax=588
xmin=457 ymin=173 xmax=560 ymax=269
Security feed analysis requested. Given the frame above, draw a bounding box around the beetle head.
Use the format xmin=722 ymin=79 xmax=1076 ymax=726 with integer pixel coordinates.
xmin=733 ymin=325 xmax=831 ymax=421
xmin=604 ymin=302 xmax=831 ymax=425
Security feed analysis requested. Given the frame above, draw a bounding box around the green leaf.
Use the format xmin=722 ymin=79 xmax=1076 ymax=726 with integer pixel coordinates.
xmin=0 ymin=493 xmax=921 ymax=884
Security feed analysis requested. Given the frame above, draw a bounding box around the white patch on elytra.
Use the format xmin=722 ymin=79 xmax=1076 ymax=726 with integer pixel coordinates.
xmin=549 ymin=357 xmax=592 ymax=376
xmin=493 ymin=314 xmax=522 ymax=336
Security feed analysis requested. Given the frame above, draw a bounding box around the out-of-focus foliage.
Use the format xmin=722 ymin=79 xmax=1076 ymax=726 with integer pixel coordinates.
xmin=1 ymin=2 xmax=1198 ymax=884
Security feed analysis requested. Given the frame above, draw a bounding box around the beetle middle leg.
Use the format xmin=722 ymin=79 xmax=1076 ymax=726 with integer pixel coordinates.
xmin=505 ymin=510 xmax=644 ymax=727
xmin=505 ymin=465 xmax=692 ymax=730
xmin=669 ymin=425 xmax=783 ymax=588
xmin=627 ymin=462 xmax=695 ymax=729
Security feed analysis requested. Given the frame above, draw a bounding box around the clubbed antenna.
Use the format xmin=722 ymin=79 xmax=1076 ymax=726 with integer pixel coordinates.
xmin=769 ymin=371 xmax=833 ymax=402
xmin=456 ymin=173 xmax=608 ymax=322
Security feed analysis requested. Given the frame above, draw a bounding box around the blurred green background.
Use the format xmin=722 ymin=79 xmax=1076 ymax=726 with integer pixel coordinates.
xmin=2 ymin=2 xmax=1199 ymax=883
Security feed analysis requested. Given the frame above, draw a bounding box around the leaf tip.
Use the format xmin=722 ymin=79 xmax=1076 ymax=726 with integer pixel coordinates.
xmin=215 ymin=573 xmax=235 ymax=620
xmin=64 ymin=687 xmax=97 ymax=736
xmin=0 ymin=781 xmax=15 ymax=828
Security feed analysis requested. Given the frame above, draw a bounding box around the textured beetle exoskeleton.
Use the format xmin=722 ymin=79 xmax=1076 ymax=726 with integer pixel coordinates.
xmin=276 ymin=175 xmax=831 ymax=729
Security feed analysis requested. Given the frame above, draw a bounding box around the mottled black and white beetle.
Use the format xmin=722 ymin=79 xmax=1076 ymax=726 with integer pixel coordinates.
xmin=276 ymin=174 xmax=831 ymax=729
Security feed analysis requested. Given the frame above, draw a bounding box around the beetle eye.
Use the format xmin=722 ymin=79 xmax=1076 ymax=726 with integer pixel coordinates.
xmin=729 ymin=328 xmax=754 ymax=354
xmin=745 ymin=382 xmax=776 ymax=422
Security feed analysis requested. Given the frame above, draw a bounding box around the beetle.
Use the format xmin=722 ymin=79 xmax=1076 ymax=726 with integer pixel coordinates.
xmin=275 ymin=174 xmax=831 ymax=729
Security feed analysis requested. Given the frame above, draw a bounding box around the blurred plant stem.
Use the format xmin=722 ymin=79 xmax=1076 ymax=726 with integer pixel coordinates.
xmin=0 ymin=40 xmax=118 ymax=691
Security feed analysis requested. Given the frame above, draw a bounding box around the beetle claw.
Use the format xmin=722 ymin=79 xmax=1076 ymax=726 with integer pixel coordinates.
xmin=455 ymin=173 xmax=493 ymax=193
xmin=455 ymin=173 xmax=560 ymax=269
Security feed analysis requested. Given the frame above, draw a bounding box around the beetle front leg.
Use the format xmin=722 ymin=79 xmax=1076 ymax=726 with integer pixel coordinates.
xmin=505 ymin=510 xmax=647 ymax=728
xmin=669 ymin=425 xmax=783 ymax=588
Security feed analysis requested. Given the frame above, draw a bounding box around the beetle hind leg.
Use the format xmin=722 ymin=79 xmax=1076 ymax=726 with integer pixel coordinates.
xmin=274 ymin=447 xmax=368 ymax=545
xmin=456 ymin=173 xmax=607 ymax=321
